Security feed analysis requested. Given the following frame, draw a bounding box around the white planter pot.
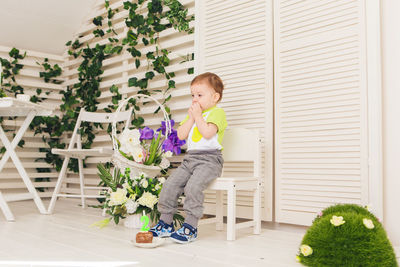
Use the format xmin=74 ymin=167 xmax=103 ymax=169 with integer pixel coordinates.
xmin=124 ymin=213 xmax=142 ymax=229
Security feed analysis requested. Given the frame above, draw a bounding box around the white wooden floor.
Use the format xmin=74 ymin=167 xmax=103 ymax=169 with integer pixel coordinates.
xmin=0 ymin=199 xmax=307 ymax=267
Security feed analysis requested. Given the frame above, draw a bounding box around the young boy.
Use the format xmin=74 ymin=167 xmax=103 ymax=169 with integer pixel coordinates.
xmin=150 ymin=72 xmax=227 ymax=243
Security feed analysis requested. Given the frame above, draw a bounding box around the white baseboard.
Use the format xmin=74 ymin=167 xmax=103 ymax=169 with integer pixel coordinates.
xmin=395 ymin=246 xmax=400 ymax=259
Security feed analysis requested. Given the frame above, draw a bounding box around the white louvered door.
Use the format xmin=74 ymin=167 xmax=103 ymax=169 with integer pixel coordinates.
xmin=274 ymin=0 xmax=369 ymax=225
xmin=195 ymin=0 xmax=273 ymax=220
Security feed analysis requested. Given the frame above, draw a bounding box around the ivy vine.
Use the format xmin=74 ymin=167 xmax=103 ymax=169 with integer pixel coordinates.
xmin=0 ymin=0 xmax=194 ymax=180
xmin=0 ymin=48 xmax=26 ymax=97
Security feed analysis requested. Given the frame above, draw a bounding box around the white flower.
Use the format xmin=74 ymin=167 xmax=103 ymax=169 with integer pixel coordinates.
xmin=131 ymin=146 xmax=144 ymax=163
xmin=158 ymin=177 xmax=166 ymax=184
xmin=365 ymin=204 xmax=372 ymax=211
xmin=119 ymin=144 xmax=132 ymax=156
xmin=160 ymin=157 xmax=170 ymax=169
xmin=163 ymin=151 xmax=173 ymax=158
xmin=300 ymin=245 xmax=313 ymax=256
xmin=330 ymin=215 xmax=345 ymax=226
xmin=141 ymin=179 xmax=148 ymax=188
xmin=155 ymin=184 xmax=161 ymax=191
xmin=122 ymin=182 xmax=129 ymax=189
xmin=131 ymin=179 xmax=137 ymax=187
xmin=125 ymin=199 xmax=139 ymax=214
xmin=137 ymin=192 xmax=158 ymax=209
xmin=120 ymin=129 xmax=141 ymax=147
xmin=363 ymin=218 xmax=375 ymax=229
xmin=108 ymin=188 xmax=127 ymax=206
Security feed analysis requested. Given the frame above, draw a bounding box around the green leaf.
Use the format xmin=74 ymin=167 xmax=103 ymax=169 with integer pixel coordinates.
xmin=93 ymin=16 xmax=103 ymax=26
xmin=146 ymin=52 xmax=155 ymax=59
xmin=128 ymin=77 xmax=138 ymax=87
xmin=142 ymin=38 xmax=149 ymax=46
xmin=145 ymin=71 xmax=155 ymax=80
xmin=110 ymin=84 xmax=118 ymax=93
xmin=104 ymin=44 xmax=113 ymax=54
xmin=132 ymin=117 xmax=144 ymax=127
xmin=168 ymin=80 xmax=175 ymax=89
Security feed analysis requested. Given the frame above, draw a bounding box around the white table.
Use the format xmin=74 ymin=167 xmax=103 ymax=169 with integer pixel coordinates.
xmin=0 ymin=97 xmax=53 ymax=221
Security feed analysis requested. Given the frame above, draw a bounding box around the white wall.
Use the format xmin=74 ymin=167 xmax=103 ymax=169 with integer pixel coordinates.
xmin=381 ymin=1 xmax=400 ymax=247
xmin=0 ymin=0 xmax=97 ymax=55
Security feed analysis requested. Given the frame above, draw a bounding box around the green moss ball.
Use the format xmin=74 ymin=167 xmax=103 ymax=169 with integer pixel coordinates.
xmin=297 ymin=204 xmax=398 ymax=267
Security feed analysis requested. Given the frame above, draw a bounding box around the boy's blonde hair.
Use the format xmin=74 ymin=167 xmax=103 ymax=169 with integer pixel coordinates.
xmin=190 ymin=72 xmax=224 ymax=102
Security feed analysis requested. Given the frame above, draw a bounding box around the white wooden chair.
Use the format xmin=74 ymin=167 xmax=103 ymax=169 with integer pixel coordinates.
xmin=47 ymin=109 xmax=132 ymax=213
xmin=200 ymin=128 xmax=262 ymax=241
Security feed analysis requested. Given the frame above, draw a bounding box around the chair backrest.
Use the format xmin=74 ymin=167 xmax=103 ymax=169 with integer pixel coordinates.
xmin=79 ymin=110 xmax=132 ymax=123
xmin=222 ymin=128 xmax=261 ymax=178
xmin=68 ymin=109 xmax=132 ymax=149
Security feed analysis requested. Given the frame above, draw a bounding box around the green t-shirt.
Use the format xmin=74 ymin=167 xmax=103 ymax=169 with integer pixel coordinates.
xmin=180 ymin=106 xmax=227 ymax=150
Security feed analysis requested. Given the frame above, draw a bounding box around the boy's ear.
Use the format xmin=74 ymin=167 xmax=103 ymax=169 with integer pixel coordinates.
xmin=214 ymin=92 xmax=221 ymax=102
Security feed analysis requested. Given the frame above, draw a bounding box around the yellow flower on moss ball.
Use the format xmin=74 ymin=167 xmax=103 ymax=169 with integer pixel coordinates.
xmin=363 ymin=218 xmax=375 ymax=229
xmin=296 ymin=255 xmax=301 ymax=262
xmin=300 ymin=244 xmax=313 ymax=256
xmin=330 ymin=215 xmax=345 ymax=226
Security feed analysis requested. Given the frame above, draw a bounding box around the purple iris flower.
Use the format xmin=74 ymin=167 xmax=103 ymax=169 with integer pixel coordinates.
xmin=157 ymin=120 xmax=175 ymax=136
xmin=162 ymin=130 xmax=186 ymax=155
xmin=139 ymin=127 xmax=154 ymax=140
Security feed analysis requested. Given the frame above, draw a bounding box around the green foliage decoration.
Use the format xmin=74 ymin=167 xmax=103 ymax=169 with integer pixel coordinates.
xmin=297 ymin=204 xmax=398 ymax=267
xmin=0 ymin=0 xmax=194 ymax=183
xmin=0 ymin=48 xmax=26 ymax=96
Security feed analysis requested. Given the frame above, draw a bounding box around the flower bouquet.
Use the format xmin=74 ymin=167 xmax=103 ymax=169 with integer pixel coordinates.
xmin=113 ymin=119 xmax=185 ymax=177
xmin=94 ymin=165 xmax=184 ymax=228
xmin=111 ymin=94 xmax=185 ymax=178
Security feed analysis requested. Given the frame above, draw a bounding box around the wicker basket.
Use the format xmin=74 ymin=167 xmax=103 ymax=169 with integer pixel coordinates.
xmin=111 ymin=94 xmax=171 ymax=178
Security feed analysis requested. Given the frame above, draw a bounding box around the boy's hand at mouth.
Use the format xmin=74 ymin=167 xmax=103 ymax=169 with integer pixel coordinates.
xmin=190 ymin=102 xmax=202 ymax=120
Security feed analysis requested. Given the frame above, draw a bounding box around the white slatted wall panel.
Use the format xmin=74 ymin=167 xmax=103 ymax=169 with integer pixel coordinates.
xmin=274 ymin=0 xmax=369 ymax=225
xmin=195 ymin=0 xmax=273 ymax=220
xmin=0 ymin=45 xmax=64 ymax=198
xmin=60 ymin=0 xmax=195 ymax=199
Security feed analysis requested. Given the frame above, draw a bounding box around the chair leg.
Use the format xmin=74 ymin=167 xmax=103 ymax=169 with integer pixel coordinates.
xmin=48 ymin=156 xmax=70 ymax=214
xmin=216 ymin=190 xmax=223 ymax=231
xmin=78 ymin=158 xmax=86 ymax=209
xmin=227 ymin=185 xmax=236 ymax=241
xmin=0 ymin=191 xmax=15 ymax=221
xmin=253 ymin=183 xmax=261 ymax=235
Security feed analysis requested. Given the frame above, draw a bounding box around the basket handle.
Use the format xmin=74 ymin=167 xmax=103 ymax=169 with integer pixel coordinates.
xmin=111 ymin=94 xmax=171 ymax=151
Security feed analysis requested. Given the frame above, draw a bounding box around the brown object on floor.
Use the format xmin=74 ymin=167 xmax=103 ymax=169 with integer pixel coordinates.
xmin=136 ymin=231 xmax=153 ymax=243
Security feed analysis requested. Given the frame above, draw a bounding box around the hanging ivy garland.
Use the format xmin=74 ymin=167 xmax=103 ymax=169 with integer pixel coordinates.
xmin=0 ymin=0 xmax=194 ymax=176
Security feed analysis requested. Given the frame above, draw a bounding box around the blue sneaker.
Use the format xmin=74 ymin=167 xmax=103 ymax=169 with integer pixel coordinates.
xmin=149 ymin=220 xmax=174 ymax=238
xmin=170 ymin=223 xmax=198 ymax=244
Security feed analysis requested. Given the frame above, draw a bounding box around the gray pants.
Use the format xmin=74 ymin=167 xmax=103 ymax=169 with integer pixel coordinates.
xmin=158 ymin=149 xmax=224 ymax=228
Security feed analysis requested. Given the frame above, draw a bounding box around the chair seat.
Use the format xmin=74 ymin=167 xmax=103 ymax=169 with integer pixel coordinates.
xmin=208 ymin=177 xmax=259 ymax=190
xmin=51 ymin=147 xmax=113 ymax=159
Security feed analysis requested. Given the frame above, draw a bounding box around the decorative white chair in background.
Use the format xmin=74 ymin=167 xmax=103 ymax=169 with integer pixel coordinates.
xmin=200 ymin=128 xmax=262 ymax=241
xmin=47 ymin=109 xmax=132 ymax=213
